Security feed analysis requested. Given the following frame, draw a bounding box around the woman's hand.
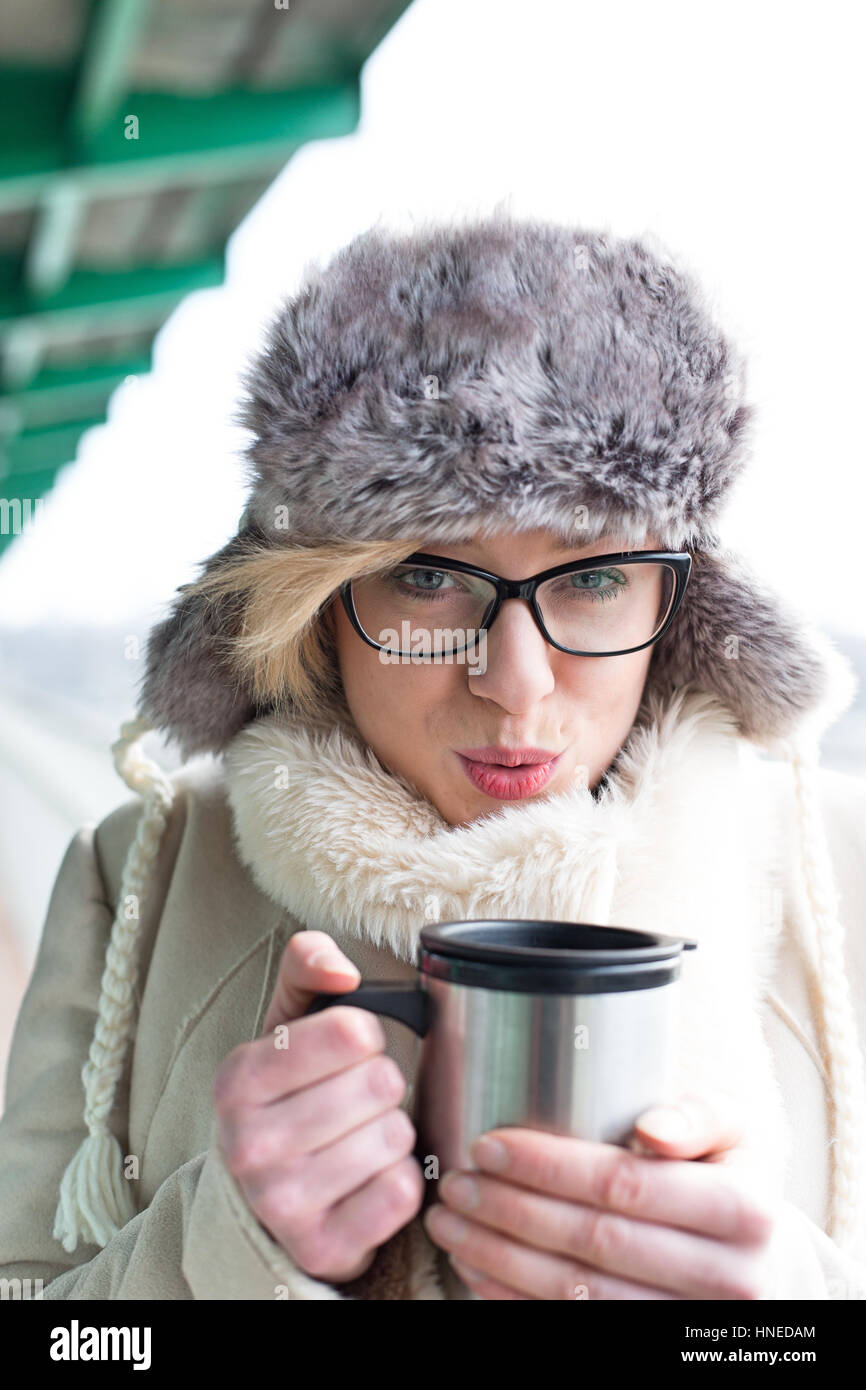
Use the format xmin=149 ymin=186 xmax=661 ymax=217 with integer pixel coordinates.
xmin=422 ymin=1091 xmax=778 ymax=1299
xmin=212 ymin=930 xmax=424 ymax=1285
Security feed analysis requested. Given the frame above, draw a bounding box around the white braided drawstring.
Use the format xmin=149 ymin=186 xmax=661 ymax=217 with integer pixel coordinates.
xmin=53 ymin=717 xmax=176 ymax=1253
xmin=780 ymin=729 xmax=866 ymax=1253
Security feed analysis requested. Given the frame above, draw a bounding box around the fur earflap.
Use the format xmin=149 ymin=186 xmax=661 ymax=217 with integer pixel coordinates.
xmin=647 ymin=542 xmax=858 ymax=745
xmin=136 ymin=526 xmax=263 ymax=760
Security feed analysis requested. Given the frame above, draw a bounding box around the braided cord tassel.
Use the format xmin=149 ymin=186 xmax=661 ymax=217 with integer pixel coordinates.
xmin=783 ymin=731 xmax=866 ymax=1252
xmin=53 ymin=717 xmax=176 ymax=1253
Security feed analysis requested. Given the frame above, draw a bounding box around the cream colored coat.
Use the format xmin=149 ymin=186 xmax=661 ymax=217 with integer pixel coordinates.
xmin=1 ymin=685 xmax=866 ymax=1300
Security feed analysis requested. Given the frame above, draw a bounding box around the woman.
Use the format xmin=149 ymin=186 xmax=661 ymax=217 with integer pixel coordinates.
xmin=1 ymin=212 xmax=865 ymax=1300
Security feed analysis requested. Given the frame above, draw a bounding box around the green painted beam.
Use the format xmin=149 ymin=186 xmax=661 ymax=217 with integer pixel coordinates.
xmin=0 ymin=423 xmax=92 ymax=563
xmin=77 ymin=82 xmax=361 ymax=165
xmin=23 ymin=179 xmax=87 ymax=300
xmin=71 ymin=0 xmax=153 ymax=145
xmin=0 ymin=488 xmax=50 ymax=525
xmin=0 ymin=69 xmax=74 ymax=182
xmin=0 ymin=417 xmax=104 ymax=477
xmin=0 ymin=354 xmax=153 ymax=432
xmin=0 ymin=258 xmax=225 ymax=337
xmin=0 ymin=69 xmax=361 ymax=204
xmin=0 ymin=465 xmax=62 ymax=499
xmin=0 ymin=470 xmax=62 ymax=561
xmin=0 ymin=322 xmax=46 ymax=393
xmin=0 ymin=143 xmax=292 ymax=211
xmin=24 ymin=0 xmax=152 ymax=303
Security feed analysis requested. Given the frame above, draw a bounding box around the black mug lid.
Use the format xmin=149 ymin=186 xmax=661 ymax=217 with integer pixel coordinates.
xmin=419 ymin=919 xmax=697 ymax=995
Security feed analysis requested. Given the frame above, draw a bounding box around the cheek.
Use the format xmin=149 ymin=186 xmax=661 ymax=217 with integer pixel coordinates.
xmin=332 ymin=606 xmax=456 ymax=736
xmin=557 ymin=650 xmax=651 ymax=728
xmin=612 ymin=652 xmax=654 ymax=726
xmin=334 ymin=625 xmax=388 ymax=720
xmin=563 ymin=654 xmax=652 ymax=788
xmin=612 ymin=652 xmax=652 ymax=710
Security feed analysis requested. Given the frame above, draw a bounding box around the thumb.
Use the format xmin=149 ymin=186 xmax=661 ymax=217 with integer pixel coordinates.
xmin=261 ymin=930 xmax=361 ymax=1035
xmin=629 ymin=1089 xmax=747 ymax=1160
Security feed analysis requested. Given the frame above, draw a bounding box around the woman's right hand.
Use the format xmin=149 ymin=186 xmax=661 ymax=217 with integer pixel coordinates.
xmin=211 ymin=930 xmax=424 ymax=1284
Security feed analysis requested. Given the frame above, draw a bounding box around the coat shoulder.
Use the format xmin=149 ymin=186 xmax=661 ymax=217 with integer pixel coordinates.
xmin=92 ymin=754 xmax=237 ymax=911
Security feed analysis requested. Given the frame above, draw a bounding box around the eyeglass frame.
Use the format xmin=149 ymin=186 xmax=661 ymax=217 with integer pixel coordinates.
xmin=338 ymin=548 xmax=693 ymax=659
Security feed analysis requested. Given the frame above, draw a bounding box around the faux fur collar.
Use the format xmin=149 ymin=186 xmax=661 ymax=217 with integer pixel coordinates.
xmin=222 ymin=682 xmax=793 ymax=1190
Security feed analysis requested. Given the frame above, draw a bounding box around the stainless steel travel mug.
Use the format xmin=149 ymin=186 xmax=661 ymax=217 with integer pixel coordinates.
xmin=306 ymin=919 xmax=696 ymax=1180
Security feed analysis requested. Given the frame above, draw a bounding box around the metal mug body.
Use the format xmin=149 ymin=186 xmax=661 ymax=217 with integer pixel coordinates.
xmin=413 ymin=971 xmax=680 ymax=1177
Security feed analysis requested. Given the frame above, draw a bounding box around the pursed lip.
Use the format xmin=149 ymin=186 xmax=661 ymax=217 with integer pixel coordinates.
xmin=454 ymin=749 xmax=563 ymax=801
xmin=455 ymin=746 xmax=560 ymax=766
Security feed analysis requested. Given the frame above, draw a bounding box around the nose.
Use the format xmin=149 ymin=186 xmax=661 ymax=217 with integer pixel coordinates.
xmin=466 ymin=597 xmax=555 ymax=708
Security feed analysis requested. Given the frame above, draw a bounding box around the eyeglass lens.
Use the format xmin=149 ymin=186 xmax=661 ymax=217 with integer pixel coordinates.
xmin=349 ymin=560 xmax=676 ymax=655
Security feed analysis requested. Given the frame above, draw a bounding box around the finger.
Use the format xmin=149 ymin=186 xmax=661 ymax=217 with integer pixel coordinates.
xmin=290 ymin=1157 xmax=424 ymax=1281
xmin=434 ymin=1170 xmax=769 ymax=1299
xmin=222 ymin=1051 xmax=408 ymax=1168
xmin=470 ymin=1129 xmax=773 ymax=1243
xmin=262 ymin=931 xmax=361 ymax=1034
xmin=449 ymin=1260 xmax=531 ymax=1299
xmin=214 ymin=1004 xmax=386 ymax=1109
xmin=424 ymin=1208 xmax=683 ymax=1301
xmin=632 ymin=1089 xmax=747 ymax=1159
xmin=241 ymin=1106 xmax=418 ymax=1220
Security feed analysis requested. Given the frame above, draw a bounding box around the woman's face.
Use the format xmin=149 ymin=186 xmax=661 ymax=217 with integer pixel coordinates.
xmin=328 ymin=527 xmax=658 ymax=827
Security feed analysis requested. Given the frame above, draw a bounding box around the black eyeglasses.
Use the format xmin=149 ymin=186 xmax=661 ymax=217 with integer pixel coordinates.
xmin=339 ymin=549 xmax=692 ymax=659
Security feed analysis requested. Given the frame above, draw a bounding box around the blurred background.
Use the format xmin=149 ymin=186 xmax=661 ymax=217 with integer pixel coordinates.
xmin=1 ymin=0 xmax=865 ymax=1101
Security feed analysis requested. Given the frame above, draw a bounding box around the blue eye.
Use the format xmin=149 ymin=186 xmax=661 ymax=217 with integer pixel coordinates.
xmin=391 ymin=567 xmax=459 ymax=596
xmin=406 ymin=569 xmax=449 ymax=591
xmin=568 ymin=569 xmax=626 ymax=600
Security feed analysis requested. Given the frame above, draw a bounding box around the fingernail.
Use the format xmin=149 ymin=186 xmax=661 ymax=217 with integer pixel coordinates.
xmin=440 ymin=1172 xmax=480 ymax=1210
xmin=425 ymin=1205 xmax=468 ymax=1244
xmin=471 ymin=1136 xmax=508 ymax=1172
xmin=308 ymin=948 xmax=359 ymax=976
xmin=638 ymin=1105 xmax=691 ymax=1142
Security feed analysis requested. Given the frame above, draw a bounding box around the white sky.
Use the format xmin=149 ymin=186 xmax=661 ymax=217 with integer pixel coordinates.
xmin=1 ymin=0 xmax=864 ymax=633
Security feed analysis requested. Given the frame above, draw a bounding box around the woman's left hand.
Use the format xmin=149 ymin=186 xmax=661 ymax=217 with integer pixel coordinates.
xmin=422 ymin=1090 xmax=778 ymax=1300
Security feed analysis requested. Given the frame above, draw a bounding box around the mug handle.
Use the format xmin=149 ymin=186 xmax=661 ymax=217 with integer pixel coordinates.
xmin=306 ymin=981 xmax=433 ymax=1037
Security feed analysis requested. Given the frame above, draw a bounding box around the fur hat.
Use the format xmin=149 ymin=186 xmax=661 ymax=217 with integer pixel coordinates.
xmin=136 ymin=211 xmax=855 ymax=760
